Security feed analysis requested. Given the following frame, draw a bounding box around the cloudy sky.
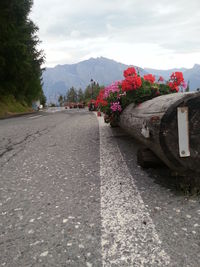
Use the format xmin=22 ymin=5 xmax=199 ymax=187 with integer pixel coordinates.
xmin=30 ymin=0 xmax=200 ymax=69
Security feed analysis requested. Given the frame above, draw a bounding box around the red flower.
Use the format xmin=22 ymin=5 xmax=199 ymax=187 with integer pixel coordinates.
xmin=143 ymin=74 xmax=155 ymax=84
xmin=122 ymin=76 xmax=142 ymax=92
xmin=95 ymin=89 xmax=108 ymax=108
xmin=170 ymin=72 xmax=184 ymax=86
xmin=168 ymin=72 xmax=184 ymax=92
xmin=168 ymin=81 xmax=179 ymax=92
xmin=123 ymin=67 xmax=137 ymax=78
xmin=158 ymin=76 xmax=164 ymax=82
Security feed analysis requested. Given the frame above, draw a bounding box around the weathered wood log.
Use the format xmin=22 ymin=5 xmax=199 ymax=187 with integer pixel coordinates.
xmin=137 ymin=147 xmax=165 ymax=168
xmin=119 ymin=92 xmax=200 ymax=173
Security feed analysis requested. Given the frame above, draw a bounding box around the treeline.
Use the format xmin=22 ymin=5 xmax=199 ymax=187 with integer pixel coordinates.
xmin=0 ymin=0 xmax=45 ymax=105
xmin=57 ymin=81 xmax=104 ymax=106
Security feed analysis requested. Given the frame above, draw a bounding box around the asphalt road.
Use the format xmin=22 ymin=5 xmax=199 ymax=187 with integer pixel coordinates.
xmin=0 ymin=108 xmax=200 ymax=267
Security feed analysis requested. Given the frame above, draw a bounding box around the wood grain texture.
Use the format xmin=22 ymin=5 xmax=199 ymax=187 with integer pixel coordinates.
xmin=119 ymin=92 xmax=200 ymax=173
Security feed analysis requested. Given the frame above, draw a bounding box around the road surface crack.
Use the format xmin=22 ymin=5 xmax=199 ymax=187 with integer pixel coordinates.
xmin=0 ymin=127 xmax=49 ymax=166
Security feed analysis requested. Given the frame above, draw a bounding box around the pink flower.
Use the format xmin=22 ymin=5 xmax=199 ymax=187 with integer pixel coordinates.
xmin=181 ymin=81 xmax=187 ymax=90
xmin=104 ymin=81 xmax=121 ymax=98
xmin=110 ymin=102 xmax=122 ymax=112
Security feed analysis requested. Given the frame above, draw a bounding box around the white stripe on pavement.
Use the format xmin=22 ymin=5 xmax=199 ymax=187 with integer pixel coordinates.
xmin=28 ymin=115 xmax=43 ymax=119
xmin=98 ymin=116 xmax=170 ymax=266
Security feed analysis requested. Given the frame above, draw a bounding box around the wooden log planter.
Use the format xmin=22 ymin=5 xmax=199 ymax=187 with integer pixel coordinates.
xmin=119 ymin=92 xmax=200 ymax=174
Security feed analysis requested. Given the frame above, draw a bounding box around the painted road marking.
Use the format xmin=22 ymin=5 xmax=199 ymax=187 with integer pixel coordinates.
xmin=28 ymin=115 xmax=43 ymax=119
xmin=46 ymin=107 xmax=65 ymax=113
xmin=98 ymin=116 xmax=170 ymax=266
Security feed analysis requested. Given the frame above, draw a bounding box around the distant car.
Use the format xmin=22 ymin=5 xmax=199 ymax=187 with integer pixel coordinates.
xmin=68 ymin=103 xmax=74 ymax=109
xmin=88 ymin=100 xmax=96 ymax=111
xmin=89 ymin=103 xmax=96 ymax=111
xmin=78 ymin=103 xmax=84 ymax=108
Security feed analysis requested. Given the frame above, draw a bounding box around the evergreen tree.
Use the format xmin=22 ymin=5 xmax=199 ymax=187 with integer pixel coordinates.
xmin=84 ymin=81 xmax=102 ymax=102
xmin=58 ymin=94 xmax=63 ymax=106
xmin=77 ymin=88 xmax=84 ymax=102
xmin=0 ymin=0 xmax=45 ymax=104
xmin=39 ymin=89 xmax=46 ymax=107
xmin=66 ymin=87 xmax=77 ymax=102
xmin=186 ymin=81 xmax=190 ymax=92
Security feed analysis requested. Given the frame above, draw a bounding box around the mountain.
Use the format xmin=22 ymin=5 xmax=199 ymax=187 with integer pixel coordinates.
xmin=144 ymin=64 xmax=200 ymax=90
xmin=42 ymin=57 xmax=200 ymax=103
xmin=144 ymin=67 xmax=187 ymax=80
xmin=182 ymin=64 xmax=200 ymax=90
xmin=42 ymin=57 xmax=147 ymax=103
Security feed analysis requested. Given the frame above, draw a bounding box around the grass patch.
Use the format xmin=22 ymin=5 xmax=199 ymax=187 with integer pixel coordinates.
xmin=0 ymin=95 xmax=33 ymax=118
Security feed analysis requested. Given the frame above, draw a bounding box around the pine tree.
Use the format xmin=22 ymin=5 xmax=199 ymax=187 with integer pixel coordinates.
xmin=58 ymin=95 xmax=63 ymax=106
xmin=66 ymin=87 xmax=77 ymax=103
xmin=77 ymin=88 xmax=84 ymax=102
xmin=186 ymin=80 xmax=190 ymax=92
xmin=0 ymin=0 xmax=45 ymax=104
xmin=84 ymin=81 xmax=102 ymax=101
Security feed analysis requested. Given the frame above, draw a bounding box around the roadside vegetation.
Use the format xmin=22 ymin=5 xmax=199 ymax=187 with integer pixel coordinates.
xmin=0 ymin=95 xmax=33 ymax=118
xmin=0 ymin=0 xmax=45 ymax=116
xmin=58 ymin=81 xmax=104 ymax=106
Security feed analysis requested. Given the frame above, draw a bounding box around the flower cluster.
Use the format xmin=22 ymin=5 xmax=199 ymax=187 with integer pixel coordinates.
xmin=158 ymin=76 xmax=164 ymax=82
xmin=110 ymin=101 xmax=122 ymax=112
xmin=181 ymin=81 xmax=188 ymax=90
xmin=143 ymin=74 xmax=155 ymax=84
xmin=168 ymin=72 xmax=184 ymax=92
xmin=104 ymin=81 xmax=121 ymax=98
xmin=95 ymin=89 xmax=108 ymax=108
xmin=122 ymin=67 xmax=142 ymax=92
xmin=122 ymin=76 xmax=142 ymax=91
xmin=124 ymin=67 xmax=137 ymax=78
xmin=94 ymin=67 xmax=186 ymax=126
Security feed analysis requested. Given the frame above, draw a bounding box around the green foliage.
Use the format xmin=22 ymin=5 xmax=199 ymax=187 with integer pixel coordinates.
xmin=120 ymin=80 xmax=172 ymax=109
xmin=0 ymin=0 xmax=45 ymax=104
xmin=39 ymin=90 xmax=47 ymax=107
xmin=58 ymin=94 xmax=63 ymax=106
xmin=0 ymin=95 xmax=31 ymax=117
xmin=186 ymin=81 xmax=190 ymax=92
xmin=66 ymin=87 xmax=77 ymax=102
xmin=77 ymin=88 xmax=84 ymax=102
xmin=49 ymin=102 xmax=56 ymax=107
xmin=64 ymin=82 xmax=104 ymax=105
xmin=84 ymin=81 xmax=102 ymax=102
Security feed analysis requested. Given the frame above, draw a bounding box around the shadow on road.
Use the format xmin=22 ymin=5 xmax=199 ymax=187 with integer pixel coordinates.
xmin=110 ymin=127 xmax=199 ymax=196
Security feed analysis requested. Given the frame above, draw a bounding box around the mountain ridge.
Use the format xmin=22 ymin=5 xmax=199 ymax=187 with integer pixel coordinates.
xmin=42 ymin=57 xmax=200 ymax=103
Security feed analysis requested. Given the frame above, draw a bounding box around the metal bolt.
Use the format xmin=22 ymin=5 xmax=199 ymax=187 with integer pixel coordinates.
xmin=181 ymin=150 xmax=185 ymax=155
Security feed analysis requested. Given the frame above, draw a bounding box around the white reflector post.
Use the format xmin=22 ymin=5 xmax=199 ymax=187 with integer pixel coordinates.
xmin=177 ymin=107 xmax=190 ymax=157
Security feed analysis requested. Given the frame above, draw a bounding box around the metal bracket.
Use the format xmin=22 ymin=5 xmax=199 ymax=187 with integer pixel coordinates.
xmin=141 ymin=122 xmax=150 ymax=138
xmin=177 ymin=107 xmax=190 ymax=157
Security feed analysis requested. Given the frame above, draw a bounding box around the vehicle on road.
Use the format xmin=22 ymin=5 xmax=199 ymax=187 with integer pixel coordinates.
xmin=88 ymin=99 xmax=96 ymax=111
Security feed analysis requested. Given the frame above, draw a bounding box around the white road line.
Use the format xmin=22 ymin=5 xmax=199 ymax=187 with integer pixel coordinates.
xmin=98 ymin=116 xmax=170 ymax=266
xmin=28 ymin=115 xmax=42 ymax=119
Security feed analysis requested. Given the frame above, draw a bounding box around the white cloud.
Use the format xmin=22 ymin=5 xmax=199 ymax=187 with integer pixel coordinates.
xmin=30 ymin=0 xmax=200 ymax=69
